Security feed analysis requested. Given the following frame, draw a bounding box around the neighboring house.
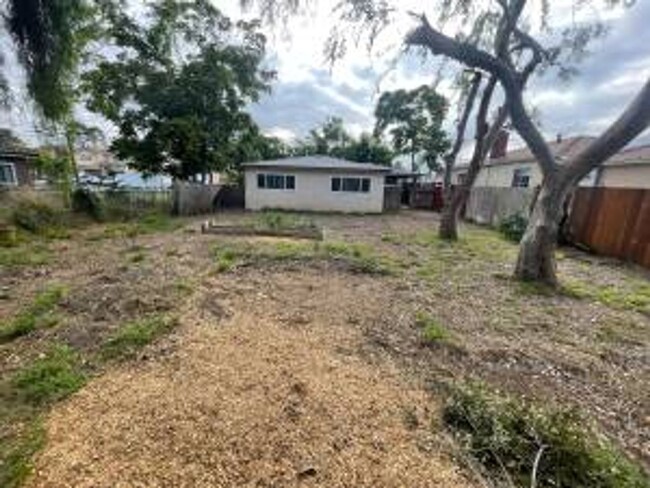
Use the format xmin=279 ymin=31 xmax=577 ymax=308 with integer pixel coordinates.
xmin=76 ymin=147 xmax=126 ymax=176
xmin=243 ymin=156 xmax=391 ymax=213
xmin=0 ymin=129 xmax=38 ymax=187
xmin=452 ymin=133 xmax=650 ymax=189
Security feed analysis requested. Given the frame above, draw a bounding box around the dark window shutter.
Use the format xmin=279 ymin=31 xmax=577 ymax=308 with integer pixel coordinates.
xmin=361 ymin=178 xmax=370 ymax=192
xmin=286 ymin=175 xmax=295 ymax=189
xmin=257 ymin=173 xmax=265 ymax=188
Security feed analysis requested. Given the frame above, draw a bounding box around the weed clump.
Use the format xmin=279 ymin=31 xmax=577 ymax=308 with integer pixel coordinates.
xmin=499 ymin=213 xmax=528 ymax=243
xmin=101 ymin=315 xmax=177 ymax=360
xmin=0 ymin=285 xmax=67 ymax=342
xmin=415 ymin=312 xmax=452 ymax=344
xmin=11 ymin=345 xmax=85 ymax=406
xmin=443 ymin=383 xmax=649 ymax=488
xmin=11 ymin=199 xmax=64 ymax=236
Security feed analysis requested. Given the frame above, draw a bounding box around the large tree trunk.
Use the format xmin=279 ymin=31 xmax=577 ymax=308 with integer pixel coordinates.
xmin=439 ymin=185 xmax=469 ymax=240
xmin=513 ymin=176 xmax=568 ymax=285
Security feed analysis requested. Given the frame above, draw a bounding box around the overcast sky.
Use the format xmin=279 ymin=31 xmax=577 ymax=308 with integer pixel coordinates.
xmin=1 ymin=0 xmax=649 ymax=152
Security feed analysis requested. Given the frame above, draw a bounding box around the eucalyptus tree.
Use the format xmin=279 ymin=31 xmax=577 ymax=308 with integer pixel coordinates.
xmin=243 ymin=0 xmax=646 ymax=285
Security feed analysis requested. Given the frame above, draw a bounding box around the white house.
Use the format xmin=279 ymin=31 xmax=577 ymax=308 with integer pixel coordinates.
xmin=243 ymin=156 xmax=391 ymax=213
xmin=451 ymin=134 xmax=650 ymax=190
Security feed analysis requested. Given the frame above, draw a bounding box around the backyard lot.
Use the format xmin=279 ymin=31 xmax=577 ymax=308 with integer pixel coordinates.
xmin=1 ymin=211 xmax=648 ymax=487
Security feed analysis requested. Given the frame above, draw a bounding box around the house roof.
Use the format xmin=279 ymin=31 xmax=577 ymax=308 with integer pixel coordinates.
xmin=243 ymin=155 xmax=392 ymax=173
xmin=484 ymin=136 xmax=596 ymax=167
xmin=455 ymin=135 xmax=650 ymax=170
xmin=604 ymin=144 xmax=650 ymax=167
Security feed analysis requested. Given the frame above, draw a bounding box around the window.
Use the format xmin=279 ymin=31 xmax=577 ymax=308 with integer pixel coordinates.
xmin=256 ymin=173 xmax=295 ymax=190
xmin=457 ymin=172 xmax=467 ymax=185
xmin=0 ymin=163 xmax=17 ymax=186
xmin=511 ymin=168 xmax=531 ymax=188
xmin=331 ymin=177 xmax=371 ymax=193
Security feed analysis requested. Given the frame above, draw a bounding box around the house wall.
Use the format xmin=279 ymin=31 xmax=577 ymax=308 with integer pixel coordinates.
xmin=245 ymin=169 xmax=385 ymax=213
xmin=452 ymin=161 xmax=599 ymax=188
xmin=0 ymin=159 xmax=33 ymax=186
xmin=598 ymin=165 xmax=650 ymax=189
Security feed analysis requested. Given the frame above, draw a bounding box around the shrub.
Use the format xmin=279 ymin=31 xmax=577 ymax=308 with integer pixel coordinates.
xmin=11 ymin=200 xmax=62 ymax=235
xmin=499 ymin=213 xmax=528 ymax=243
xmin=443 ymin=382 xmax=649 ymax=488
xmin=72 ymin=188 xmax=103 ymax=220
xmin=11 ymin=345 xmax=86 ymax=405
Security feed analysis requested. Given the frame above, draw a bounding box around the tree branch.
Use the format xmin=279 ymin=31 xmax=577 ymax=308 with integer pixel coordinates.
xmin=564 ymin=78 xmax=650 ymax=185
xmin=443 ymin=71 xmax=482 ymax=190
xmin=406 ymin=14 xmax=557 ymax=177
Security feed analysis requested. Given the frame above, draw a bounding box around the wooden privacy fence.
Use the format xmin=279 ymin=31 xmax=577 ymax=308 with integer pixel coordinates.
xmin=566 ymin=188 xmax=650 ymax=268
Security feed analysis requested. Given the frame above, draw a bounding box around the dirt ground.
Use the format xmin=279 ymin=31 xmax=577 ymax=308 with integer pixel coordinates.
xmin=2 ymin=210 xmax=649 ymax=486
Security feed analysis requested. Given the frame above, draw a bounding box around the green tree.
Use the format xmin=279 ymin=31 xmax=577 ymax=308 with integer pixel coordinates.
xmin=373 ymin=86 xmax=450 ymax=173
xmin=83 ymin=1 xmax=273 ymax=180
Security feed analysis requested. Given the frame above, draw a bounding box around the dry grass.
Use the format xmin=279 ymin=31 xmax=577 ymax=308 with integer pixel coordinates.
xmin=1 ymin=210 xmax=648 ymax=486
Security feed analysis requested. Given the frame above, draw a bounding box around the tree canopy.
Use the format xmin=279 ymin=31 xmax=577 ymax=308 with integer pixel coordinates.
xmin=374 ymin=85 xmax=450 ymax=173
xmin=82 ymin=0 xmax=274 ymax=180
xmin=298 ymin=117 xmax=394 ymax=166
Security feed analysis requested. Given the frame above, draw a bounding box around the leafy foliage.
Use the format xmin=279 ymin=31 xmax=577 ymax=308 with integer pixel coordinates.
xmin=499 ymin=213 xmax=529 ymax=243
xmin=374 ymin=86 xmax=450 ymax=172
xmin=0 ymin=285 xmax=67 ymax=343
xmin=83 ymin=1 xmax=273 ymax=180
xmin=11 ymin=199 xmax=64 ymax=235
xmin=72 ymin=188 xmax=103 ymax=220
xmin=11 ymin=345 xmax=85 ymax=406
xmin=101 ymin=315 xmax=178 ymax=360
xmin=444 ymin=382 xmax=649 ymax=488
xmin=6 ymin=0 xmax=97 ymax=122
xmin=298 ymin=117 xmax=394 ymax=165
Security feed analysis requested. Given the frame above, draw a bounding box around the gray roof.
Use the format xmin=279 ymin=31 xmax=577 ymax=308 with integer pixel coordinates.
xmin=243 ymin=155 xmax=391 ymax=173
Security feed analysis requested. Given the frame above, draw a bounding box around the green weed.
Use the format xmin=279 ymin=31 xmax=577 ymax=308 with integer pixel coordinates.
xmin=563 ymin=280 xmax=650 ymax=315
xmin=101 ymin=315 xmax=177 ymax=360
xmin=11 ymin=345 xmax=85 ymax=406
xmin=0 ymin=420 xmax=45 ymax=488
xmin=0 ymin=285 xmax=67 ymax=342
xmin=415 ymin=312 xmax=452 ymax=344
xmin=443 ymin=382 xmax=649 ymax=488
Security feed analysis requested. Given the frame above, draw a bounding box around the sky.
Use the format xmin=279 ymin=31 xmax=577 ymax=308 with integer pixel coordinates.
xmin=1 ymin=0 xmax=649 ymax=154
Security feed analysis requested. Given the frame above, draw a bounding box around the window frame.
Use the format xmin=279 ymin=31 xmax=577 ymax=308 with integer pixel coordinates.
xmin=256 ymin=172 xmax=296 ymax=191
xmin=0 ymin=162 xmax=17 ymax=186
xmin=331 ymin=176 xmax=371 ymax=193
xmin=511 ymin=167 xmax=531 ymax=188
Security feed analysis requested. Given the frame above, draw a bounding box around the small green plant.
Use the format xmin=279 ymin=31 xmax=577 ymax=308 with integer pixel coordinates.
xmin=72 ymin=188 xmax=103 ymax=220
xmin=11 ymin=345 xmax=86 ymax=406
xmin=415 ymin=312 xmax=451 ymax=343
xmin=254 ymin=211 xmax=316 ymax=231
xmin=563 ymin=279 xmax=650 ymax=315
xmin=11 ymin=199 xmax=64 ymax=236
xmin=0 ymin=420 xmax=45 ymax=488
xmin=443 ymin=382 xmax=649 ymax=488
xmin=101 ymin=315 xmax=177 ymax=360
xmin=0 ymin=285 xmax=67 ymax=342
xmin=0 ymin=243 xmax=51 ymax=268
xmin=498 ymin=212 xmax=529 ymax=243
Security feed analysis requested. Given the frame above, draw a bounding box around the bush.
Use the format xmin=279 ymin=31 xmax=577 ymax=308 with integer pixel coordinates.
xmin=11 ymin=200 xmax=62 ymax=234
xmin=499 ymin=213 xmax=528 ymax=242
xmin=72 ymin=188 xmax=103 ymax=220
xmin=443 ymin=383 xmax=649 ymax=488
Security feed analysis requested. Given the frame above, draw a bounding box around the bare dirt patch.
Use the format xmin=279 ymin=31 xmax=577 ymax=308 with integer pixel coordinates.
xmin=26 ymin=271 xmax=470 ymax=488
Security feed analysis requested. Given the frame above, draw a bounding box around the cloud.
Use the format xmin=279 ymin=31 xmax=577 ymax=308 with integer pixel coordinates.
xmin=1 ymin=0 xmax=649 ymax=150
